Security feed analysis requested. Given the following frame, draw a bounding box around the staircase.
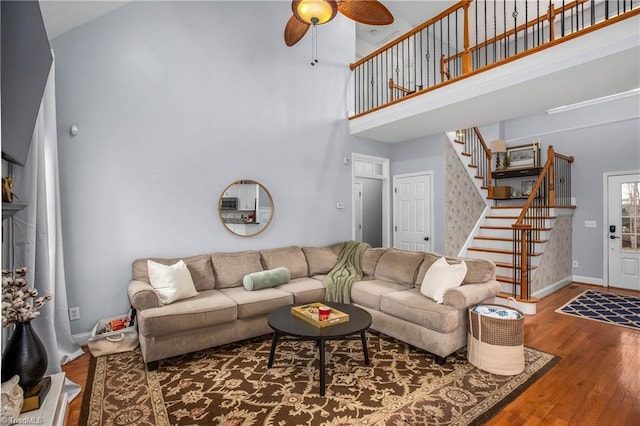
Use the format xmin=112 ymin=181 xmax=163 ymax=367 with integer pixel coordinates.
xmin=449 ymin=128 xmax=574 ymax=314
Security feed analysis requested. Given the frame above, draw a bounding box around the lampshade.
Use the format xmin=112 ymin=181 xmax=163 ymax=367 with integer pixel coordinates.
xmin=490 ymin=139 xmax=507 ymax=153
xmin=293 ymin=0 xmax=338 ymax=25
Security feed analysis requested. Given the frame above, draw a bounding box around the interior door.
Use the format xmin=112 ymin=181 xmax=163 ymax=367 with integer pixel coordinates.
xmin=393 ymin=173 xmax=432 ymax=252
xmin=607 ymin=173 xmax=640 ymax=290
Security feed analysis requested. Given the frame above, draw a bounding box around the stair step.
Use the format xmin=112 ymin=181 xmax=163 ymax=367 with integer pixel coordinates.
xmin=496 ymin=275 xmax=520 ymax=284
xmin=496 ymin=292 xmax=540 ymax=304
xmin=454 ymin=139 xmax=465 ymax=145
xmin=474 ymin=175 xmax=484 ymax=180
xmin=462 ymin=152 xmax=471 ymax=157
xmin=468 ymin=247 xmax=542 ymax=256
xmin=468 ymin=164 xmax=478 ymax=169
xmin=474 ymin=236 xmax=548 ymax=244
xmin=495 ymin=262 xmax=537 ymax=270
xmin=480 ymin=225 xmax=552 ymax=231
xmin=486 ymin=215 xmax=557 ymax=220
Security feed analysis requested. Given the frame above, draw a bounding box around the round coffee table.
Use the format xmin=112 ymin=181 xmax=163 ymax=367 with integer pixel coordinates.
xmin=267 ymin=302 xmax=372 ymax=397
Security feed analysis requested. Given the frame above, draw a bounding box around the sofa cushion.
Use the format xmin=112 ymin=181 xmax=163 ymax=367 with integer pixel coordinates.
xmin=260 ymin=246 xmax=308 ymax=279
xmin=362 ymin=248 xmax=386 ymax=278
xmin=420 ymin=257 xmax=466 ymax=303
xmin=132 ymin=254 xmax=215 ymax=291
xmin=276 ymin=277 xmax=326 ymax=304
xmin=243 ymin=267 xmax=290 ymax=291
xmin=147 ymin=259 xmax=199 ymax=305
xmin=380 ymin=288 xmax=460 ymax=333
xmin=350 ymin=279 xmax=409 ymax=311
xmin=211 ymin=251 xmax=263 ymax=288
xmin=302 ymin=246 xmax=339 ymax=275
xmin=414 ymin=253 xmax=496 ymax=286
xmin=374 ymin=248 xmax=424 ymax=286
xmin=219 ymin=287 xmax=293 ymax=319
xmin=138 ymin=290 xmax=237 ymax=337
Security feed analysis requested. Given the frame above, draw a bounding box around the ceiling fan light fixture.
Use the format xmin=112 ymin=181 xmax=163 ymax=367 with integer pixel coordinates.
xmin=293 ymin=0 xmax=337 ymax=25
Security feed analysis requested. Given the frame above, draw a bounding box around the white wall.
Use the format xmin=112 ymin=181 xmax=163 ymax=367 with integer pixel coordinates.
xmin=51 ymin=1 xmax=389 ymax=334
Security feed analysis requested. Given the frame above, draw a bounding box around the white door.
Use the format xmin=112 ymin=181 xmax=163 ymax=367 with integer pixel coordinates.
xmin=353 ymin=179 xmax=363 ymax=242
xmin=393 ymin=173 xmax=432 ymax=251
xmin=607 ymin=173 xmax=640 ymax=290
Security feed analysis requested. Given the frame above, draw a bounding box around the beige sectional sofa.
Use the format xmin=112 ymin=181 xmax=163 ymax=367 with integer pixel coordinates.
xmin=127 ymin=243 xmax=500 ymax=370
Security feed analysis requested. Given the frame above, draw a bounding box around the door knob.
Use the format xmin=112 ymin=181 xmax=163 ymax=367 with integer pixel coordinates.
xmin=610 ymin=235 xmax=620 ymax=239
xmin=424 ymin=237 xmax=430 ymax=241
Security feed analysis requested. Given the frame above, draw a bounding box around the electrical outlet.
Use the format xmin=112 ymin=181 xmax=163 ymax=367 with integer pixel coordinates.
xmin=69 ymin=307 xmax=80 ymax=321
xmin=572 ymin=260 xmax=579 ymax=268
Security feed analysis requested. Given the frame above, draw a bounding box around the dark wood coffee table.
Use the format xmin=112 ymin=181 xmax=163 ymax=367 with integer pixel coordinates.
xmin=267 ymin=302 xmax=372 ymax=397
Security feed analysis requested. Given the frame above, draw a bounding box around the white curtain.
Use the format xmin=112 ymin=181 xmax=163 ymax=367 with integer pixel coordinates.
xmin=11 ymin=52 xmax=83 ymax=399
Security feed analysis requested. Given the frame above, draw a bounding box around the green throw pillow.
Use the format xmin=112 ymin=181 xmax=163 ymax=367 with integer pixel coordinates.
xmin=243 ymin=267 xmax=290 ymax=291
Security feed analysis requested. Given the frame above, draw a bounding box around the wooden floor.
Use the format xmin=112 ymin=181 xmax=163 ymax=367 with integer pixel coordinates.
xmin=62 ymin=283 xmax=640 ymax=425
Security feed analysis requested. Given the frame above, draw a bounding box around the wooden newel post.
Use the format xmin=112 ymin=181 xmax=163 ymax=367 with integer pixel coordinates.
xmin=487 ymin=148 xmax=494 ymax=198
xmin=513 ymin=223 xmax=532 ymax=301
xmin=547 ymin=4 xmax=556 ymax=41
xmin=548 ymin=145 xmax=555 ymax=207
xmin=462 ymin=0 xmax=472 ymax=74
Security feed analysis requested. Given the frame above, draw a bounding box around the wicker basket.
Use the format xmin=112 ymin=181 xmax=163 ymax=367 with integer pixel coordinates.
xmin=467 ymin=304 xmax=525 ymax=375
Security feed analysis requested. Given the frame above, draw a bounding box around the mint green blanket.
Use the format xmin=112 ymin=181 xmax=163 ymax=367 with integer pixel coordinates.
xmin=323 ymin=241 xmax=370 ymax=303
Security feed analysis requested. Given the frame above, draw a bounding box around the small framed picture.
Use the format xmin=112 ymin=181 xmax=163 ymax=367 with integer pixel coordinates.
xmin=521 ymin=180 xmax=535 ymax=196
xmin=507 ymin=143 xmax=539 ymax=168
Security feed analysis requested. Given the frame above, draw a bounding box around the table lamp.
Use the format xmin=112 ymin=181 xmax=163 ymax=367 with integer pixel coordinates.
xmin=490 ymin=139 xmax=507 ymax=170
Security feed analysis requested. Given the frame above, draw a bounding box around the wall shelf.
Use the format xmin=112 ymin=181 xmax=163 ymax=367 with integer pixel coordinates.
xmin=2 ymin=202 xmax=27 ymax=220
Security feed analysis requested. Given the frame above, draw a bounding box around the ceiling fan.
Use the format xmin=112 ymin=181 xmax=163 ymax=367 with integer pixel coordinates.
xmin=284 ymin=0 xmax=394 ymax=47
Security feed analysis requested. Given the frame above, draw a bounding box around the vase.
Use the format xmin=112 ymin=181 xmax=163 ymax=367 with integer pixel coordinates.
xmin=1 ymin=321 xmax=48 ymax=391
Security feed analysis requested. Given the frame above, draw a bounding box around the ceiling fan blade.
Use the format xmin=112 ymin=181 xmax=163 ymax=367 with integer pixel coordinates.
xmin=338 ymin=0 xmax=394 ymax=26
xmin=284 ymin=15 xmax=310 ymax=46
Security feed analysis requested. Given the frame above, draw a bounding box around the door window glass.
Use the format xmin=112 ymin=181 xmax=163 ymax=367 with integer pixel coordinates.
xmin=621 ymin=181 xmax=640 ymax=251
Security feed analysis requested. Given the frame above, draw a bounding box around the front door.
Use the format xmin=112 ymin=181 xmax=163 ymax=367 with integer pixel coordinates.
xmin=607 ymin=173 xmax=640 ymax=290
xmin=393 ymin=172 xmax=432 ymax=252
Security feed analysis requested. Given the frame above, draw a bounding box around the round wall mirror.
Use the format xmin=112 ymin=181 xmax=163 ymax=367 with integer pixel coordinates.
xmin=218 ymin=180 xmax=274 ymax=237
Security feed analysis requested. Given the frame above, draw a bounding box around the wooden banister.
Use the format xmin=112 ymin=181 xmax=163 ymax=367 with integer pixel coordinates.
xmin=350 ymin=0 xmax=469 ymax=71
xmin=388 ymin=78 xmax=413 ymax=101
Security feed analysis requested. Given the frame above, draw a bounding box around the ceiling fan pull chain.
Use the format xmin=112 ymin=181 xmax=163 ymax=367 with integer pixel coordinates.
xmin=311 ymin=24 xmax=318 ymax=66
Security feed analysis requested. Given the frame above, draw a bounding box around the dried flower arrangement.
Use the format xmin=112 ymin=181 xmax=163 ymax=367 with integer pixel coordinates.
xmin=2 ymin=268 xmax=52 ymax=327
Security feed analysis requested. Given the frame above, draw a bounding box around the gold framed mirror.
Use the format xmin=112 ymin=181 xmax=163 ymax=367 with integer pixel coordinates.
xmin=219 ymin=180 xmax=274 ymax=237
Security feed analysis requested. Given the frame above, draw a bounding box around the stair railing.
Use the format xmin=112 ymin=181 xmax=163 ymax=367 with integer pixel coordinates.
xmin=512 ymin=145 xmax=574 ymax=300
xmin=350 ymin=1 xmax=639 ymax=117
xmin=456 ymin=127 xmax=493 ymax=196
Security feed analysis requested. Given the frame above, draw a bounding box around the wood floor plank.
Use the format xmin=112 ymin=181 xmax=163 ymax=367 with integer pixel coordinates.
xmin=61 ymin=283 xmax=639 ymax=426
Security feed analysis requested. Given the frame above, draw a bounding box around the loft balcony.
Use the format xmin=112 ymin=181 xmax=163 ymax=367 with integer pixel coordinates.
xmin=348 ymin=0 xmax=640 ymax=143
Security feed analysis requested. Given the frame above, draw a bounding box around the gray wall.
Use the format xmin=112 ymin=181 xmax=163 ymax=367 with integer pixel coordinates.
xmin=503 ymin=94 xmax=640 ymax=281
xmin=361 ymin=178 xmax=383 ymax=247
xmin=390 ymin=134 xmax=446 ymax=254
xmin=51 ymin=1 xmax=389 ymax=334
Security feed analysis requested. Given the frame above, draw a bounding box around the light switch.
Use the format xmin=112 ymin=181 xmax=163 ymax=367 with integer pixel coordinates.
xmin=336 ymin=202 xmax=345 ymax=209
xmin=584 ymin=220 xmax=597 ymax=228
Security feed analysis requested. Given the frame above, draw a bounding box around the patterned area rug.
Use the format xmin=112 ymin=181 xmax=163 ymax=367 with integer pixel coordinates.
xmin=80 ymin=332 xmax=558 ymax=425
xmin=556 ymin=290 xmax=640 ymax=330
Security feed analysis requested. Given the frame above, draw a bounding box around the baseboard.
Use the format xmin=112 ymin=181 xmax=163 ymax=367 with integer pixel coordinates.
xmin=532 ymin=276 xmax=573 ymax=299
xmin=572 ymin=275 xmax=605 ymax=286
xmin=72 ymin=332 xmax=92 ymax=346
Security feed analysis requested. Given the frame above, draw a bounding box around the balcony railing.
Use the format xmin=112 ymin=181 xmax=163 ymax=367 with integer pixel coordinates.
xmin=350 ymin=0 xmax=639 ymax=117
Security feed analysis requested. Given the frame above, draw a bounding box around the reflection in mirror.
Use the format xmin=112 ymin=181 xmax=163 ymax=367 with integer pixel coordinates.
xmin=219 ymin=180 xmax=274 ymax=237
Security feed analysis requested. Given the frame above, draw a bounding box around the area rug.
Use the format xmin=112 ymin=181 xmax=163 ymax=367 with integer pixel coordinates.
xmin=80 ymin=332 xmax=558 ymax=426
xmin=556 ymin=290 xmax=640 ymax=330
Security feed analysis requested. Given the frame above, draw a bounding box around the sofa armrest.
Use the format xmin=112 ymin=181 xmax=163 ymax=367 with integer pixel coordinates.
xmin=128 ymin=279 xmax=161 ymax=311
xmin=443 ymin=280 xmax=501 ymax=310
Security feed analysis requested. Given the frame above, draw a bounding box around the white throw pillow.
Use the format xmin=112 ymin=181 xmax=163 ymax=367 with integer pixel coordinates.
xmin=147 ymin=259 xmax=198 ymax=305
xmin=420 ymin=257 xmax=467 ymax=303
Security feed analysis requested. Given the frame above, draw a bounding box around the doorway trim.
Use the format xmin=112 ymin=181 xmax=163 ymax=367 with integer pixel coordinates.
xmin=392 ymin=171 xmax=434 ymax=252
xmin=602 ymin=169 xmax=640 ymax=288
xmin=352 ymin=153 xmax=390 ymax=247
